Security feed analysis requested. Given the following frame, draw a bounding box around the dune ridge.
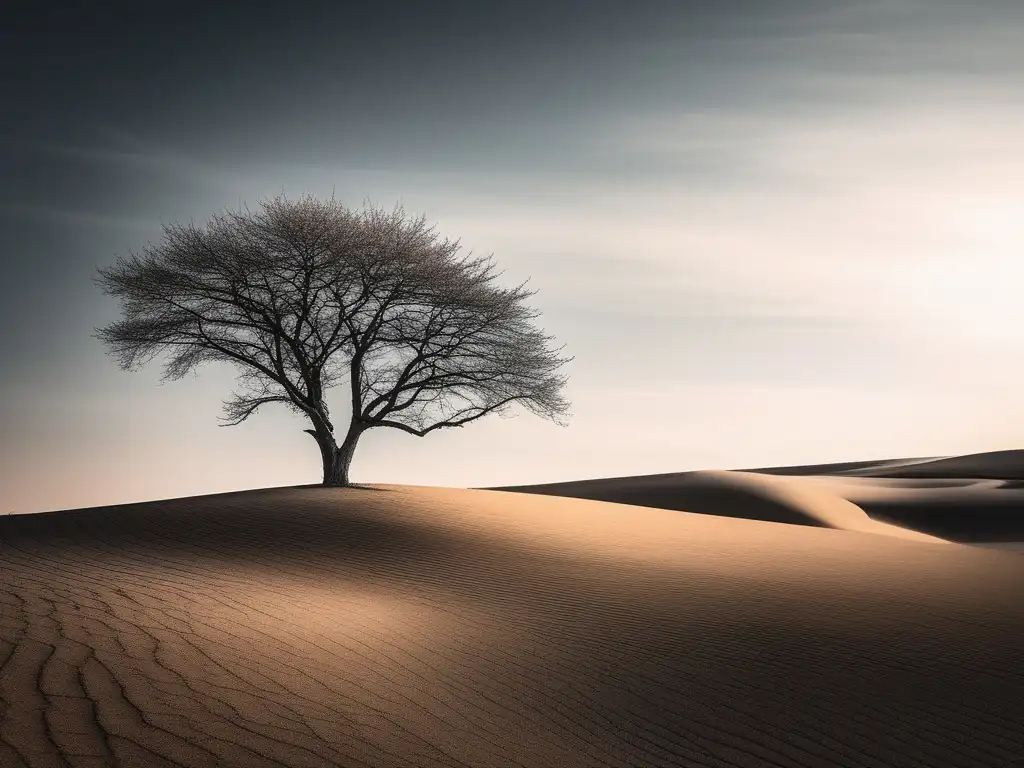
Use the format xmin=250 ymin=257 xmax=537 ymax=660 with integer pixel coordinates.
xmin=492 ymin=469 xmax=946 ymax=542
xmin=833 ymin=450 xmax=1024 ymax=480
xmin=493 ymin=450 xmax=1024 ymax=543
xmin=2 ymin=484 xmax=1023 ymax=767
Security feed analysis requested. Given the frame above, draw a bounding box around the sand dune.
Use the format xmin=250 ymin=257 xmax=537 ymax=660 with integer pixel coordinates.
xmin=768 ymin=475 xmax=1024 ymax=542
xmin=757 ymin=451 xmax=1024 ymax=543
xmin=493 ymin=469 xmax=945 ymax=542
xmin=2 ymin=484 xmax=1023 ymax=767
xmin=839 ymin=449 xmax=1024 ymax=480
xmin=736 ymin=456 xmax=946 ymax=476
xmin=736 ymin=451 xmax=1024 ymax=479
xmin=495 ymin=450 xmax=1024 ymax=543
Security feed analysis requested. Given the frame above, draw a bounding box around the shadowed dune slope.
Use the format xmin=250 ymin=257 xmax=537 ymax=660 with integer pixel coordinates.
xmin=492 ymin=451 xmax=1024 ymax=542
xmin=491 ymin=466 xmax=946 ymax=544
xmin=838 ymin=449 xmax=1024 ymax=480
xmin=2 ymin=485 xmax=1023 ymax=767
xmin=490 ymin=470 xmax=943 ymax=541
xmin=779 ymin=476 xmax=1024 ymax=543
xmin=736 ymin=457 xmax=943 ymax=476
xmin=736 ymin=451 xmax=1024 ymax=479
xmin=758 ymin=451 xmax=1024 ymax=541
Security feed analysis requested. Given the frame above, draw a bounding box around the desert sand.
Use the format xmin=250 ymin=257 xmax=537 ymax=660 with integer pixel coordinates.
xmin=2 ymin=452 xmax=1023 ymax=767
xmin=496 ymin=449 xmax=1024 ymax=543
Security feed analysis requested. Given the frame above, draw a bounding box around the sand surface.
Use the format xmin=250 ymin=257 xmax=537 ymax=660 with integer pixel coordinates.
xmin=496 ymin=450 xmax=1024 ymax=543
xmin=2 ymin=481 xmax=1023 ymax=767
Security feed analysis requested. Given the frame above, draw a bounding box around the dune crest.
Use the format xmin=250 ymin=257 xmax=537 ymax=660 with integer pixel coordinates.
xmin=839 ymin=449 xmax=1024 ymax=479
xmin=493 ymin=450 xmax=1024 ymax=543
xmin=492 ymin=469 xmax=947 ymax=542
xmin=681 ymin=470 xmax=948 ymax=542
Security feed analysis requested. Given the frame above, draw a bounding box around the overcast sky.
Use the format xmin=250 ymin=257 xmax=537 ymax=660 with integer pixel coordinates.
xmin=4 ymin=0 xmax=1024 ymax=513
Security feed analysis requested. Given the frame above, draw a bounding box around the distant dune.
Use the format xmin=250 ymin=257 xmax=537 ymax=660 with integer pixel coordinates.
xmin=736 ymin=456 xmax=947 ymax=476
xmin=489 ymin=469 xmax=944 ymax=541
xmin=836 ymin=449 xmax=1024 ymax=480
xmin=493 ymin=449 xmax=1024 ymax=543
xmin=2 ymin=478 xmax=1023 ymax=767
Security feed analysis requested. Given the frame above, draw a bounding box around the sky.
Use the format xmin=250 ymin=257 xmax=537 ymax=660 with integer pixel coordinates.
xmin=3 ymin=0 xmax=1024 ymax=513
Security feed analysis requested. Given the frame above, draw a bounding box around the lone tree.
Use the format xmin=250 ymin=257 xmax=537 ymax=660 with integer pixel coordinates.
xmin=94 ymin=194 xmax=572 ymax=486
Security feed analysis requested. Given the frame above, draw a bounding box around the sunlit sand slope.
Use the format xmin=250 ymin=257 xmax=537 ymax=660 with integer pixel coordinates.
xmin=495 ymin=451 xmax=1024 ymax=542
xmin=492 ymin=469 xmax=943 ymax=541
xmin=751 ymin=450 xmax=1024 ymax=542
xmin=2 ymin=485 xmax=1022 ymax=767
xmin=773 ymin=475 xmax=1024 ymax=542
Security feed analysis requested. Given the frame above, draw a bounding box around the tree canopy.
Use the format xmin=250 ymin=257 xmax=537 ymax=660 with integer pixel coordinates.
xmin=94 ymin=194 xmax=573 ymax=485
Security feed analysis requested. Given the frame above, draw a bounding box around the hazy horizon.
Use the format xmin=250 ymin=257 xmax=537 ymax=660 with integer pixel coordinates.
xmin=4 ymin=1 xmax=1024 ymax=514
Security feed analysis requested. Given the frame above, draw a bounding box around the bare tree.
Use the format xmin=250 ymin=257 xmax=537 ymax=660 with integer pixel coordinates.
xmin=94 ymin=193 xmax=573 ymax=486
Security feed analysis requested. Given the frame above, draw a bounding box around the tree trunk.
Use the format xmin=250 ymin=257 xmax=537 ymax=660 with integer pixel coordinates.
xmin=321 ymin=424 xmax=364 ymax=486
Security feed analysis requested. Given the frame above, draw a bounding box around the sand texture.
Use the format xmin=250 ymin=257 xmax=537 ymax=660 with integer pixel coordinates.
xmin=2 ymin=479 xmax=1023 ymax=767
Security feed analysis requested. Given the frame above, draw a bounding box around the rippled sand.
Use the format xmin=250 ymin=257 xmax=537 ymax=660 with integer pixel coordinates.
xmin=2 ymin=480 xmax=1022 ymax=767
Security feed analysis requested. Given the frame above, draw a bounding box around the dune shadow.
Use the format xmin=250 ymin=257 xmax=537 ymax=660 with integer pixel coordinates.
xmin=0 ymin=487 xmax=470 ymax=578
xmin=858 ymin=499 xmax=1024 ymax=542
xmin=489 ymin=475 xmax=830 ymax=528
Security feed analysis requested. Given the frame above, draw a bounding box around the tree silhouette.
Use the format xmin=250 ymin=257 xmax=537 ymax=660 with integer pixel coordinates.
xmin=94 ymin=194 xmax=573 ymax=486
